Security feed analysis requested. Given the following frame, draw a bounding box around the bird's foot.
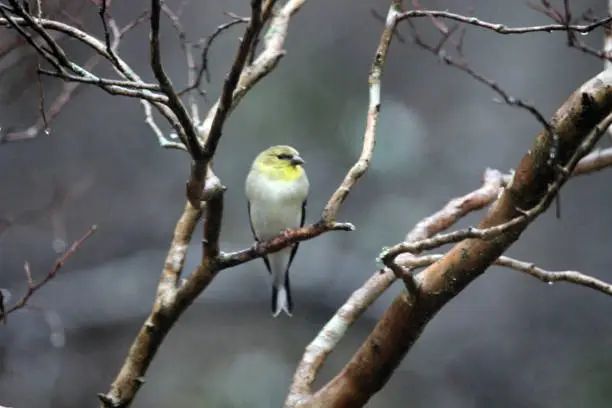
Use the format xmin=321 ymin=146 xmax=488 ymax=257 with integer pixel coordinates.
xmin=280 ymin=228 xmax=294 ymax=239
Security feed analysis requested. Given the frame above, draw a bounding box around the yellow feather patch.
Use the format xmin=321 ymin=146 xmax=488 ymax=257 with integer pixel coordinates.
xmin=255 ymin=160 xmax=304 ymax=182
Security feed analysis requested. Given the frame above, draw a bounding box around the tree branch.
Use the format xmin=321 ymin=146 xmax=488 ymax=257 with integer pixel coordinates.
xmin=286 ymin=0 xmax=403 ymax=404
xmin=306 ymin=68 xmax=612 ymax=407
xmin=98 ymin=2 xmax=316 ymax=407
xmin=0 ymin=225 xmax=97 ymax=321
xmin=397 ymin=8 xmax=612 ymax=35
xmin=401 ymin=254 xmax=612 ymax=297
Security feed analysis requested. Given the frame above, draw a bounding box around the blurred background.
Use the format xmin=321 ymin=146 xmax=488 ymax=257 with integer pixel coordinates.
xmin=1 ymin=0 xmax=611 ymax=407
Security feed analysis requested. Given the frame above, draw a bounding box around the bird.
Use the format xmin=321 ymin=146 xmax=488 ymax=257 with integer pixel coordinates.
xmin=245 ymin=145 xmax=309 ymax=317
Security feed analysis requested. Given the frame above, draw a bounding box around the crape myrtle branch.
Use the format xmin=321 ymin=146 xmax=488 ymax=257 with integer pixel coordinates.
xmin=380 ymin=104 xmax=612 ymax=285
xmin=290 ymin=127 xmax=612 ymax=407
xmin=380 ymin=3 xmax=612 ymax=266
xmin=305 ymin=67 xmax=612 ymax=407
xmin=0 ymin=225 xmax=97 ymax=322
xmin=402 ymin=254 xmax=612 ymax=297
xmin=99 ymin=2 xmax=357 ymax=408
xmin=286 ymin=1 xmax=403 ymax=405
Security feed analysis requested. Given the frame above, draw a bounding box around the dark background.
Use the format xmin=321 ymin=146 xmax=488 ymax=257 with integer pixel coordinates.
xmin=1 ymin=0 xmax=611 ymax=407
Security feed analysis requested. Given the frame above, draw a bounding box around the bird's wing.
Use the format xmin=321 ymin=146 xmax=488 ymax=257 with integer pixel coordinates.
xmin=286 ymin=199 xmax=307 ymax=273
xmin=247 ymin=200 xmax=272 ymax=274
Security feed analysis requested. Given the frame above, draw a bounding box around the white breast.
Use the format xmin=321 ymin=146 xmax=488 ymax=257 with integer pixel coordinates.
xmin=246 ymin=172 xmax=309 ymax=241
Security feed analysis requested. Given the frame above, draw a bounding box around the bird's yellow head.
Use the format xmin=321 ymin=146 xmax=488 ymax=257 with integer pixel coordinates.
xmin=252 ymin=145 xmax=305 ymax=182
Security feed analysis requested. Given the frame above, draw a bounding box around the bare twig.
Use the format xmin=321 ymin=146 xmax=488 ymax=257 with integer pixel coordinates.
xmin=401 ymin=254 xmax=612 ymax=297
xmin=500 ymin=257 xmax=612 ymax=295
xmin=0 ymin=225 xmax=97 ymax=321
xmin=159 ymin=4 xmax=202 ymax=122
xmin=397 ymin=8 xmax=612 ymax=35
xmin=404 ymin=13 xmax=553 ymax=134
xmin=180 ymin=13 xmax=249 ymax=94
xmin=527 ymin=0 xmax=612 ymax=63
xmin=2 ymin=53 xmax=102 ymax=142
xmin=149 ymin=0 xmax=202 ymax=160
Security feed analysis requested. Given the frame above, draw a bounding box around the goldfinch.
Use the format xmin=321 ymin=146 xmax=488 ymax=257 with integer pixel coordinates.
xmin=245 ymin=145 xmax=309 ymax=317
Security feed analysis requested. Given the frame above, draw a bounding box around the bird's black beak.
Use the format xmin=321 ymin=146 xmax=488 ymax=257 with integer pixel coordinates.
xmin=290 ymin=155 xmax=305 ymax=166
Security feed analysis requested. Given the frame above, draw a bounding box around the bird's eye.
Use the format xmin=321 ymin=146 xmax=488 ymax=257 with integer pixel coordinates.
xmin=276 ymin=153 xmax=292 ymax=160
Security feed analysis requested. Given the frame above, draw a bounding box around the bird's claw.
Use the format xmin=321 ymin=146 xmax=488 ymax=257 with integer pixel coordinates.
xmin=280 ymin=228 xmax=293 ymax=239
xmin=252 ymin=241 xmax=262 ymax=252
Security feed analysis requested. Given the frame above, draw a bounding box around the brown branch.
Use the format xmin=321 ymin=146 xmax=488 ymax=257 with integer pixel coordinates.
xmin=99 ymin=3 xmax=311 ymax=407
xmin=288 ymin=168 xmax=507 ymax=407
xmin=289 ymin=134 xmax=612 ymax=399
xmin=286 ymin=1 xmax=402 ymax=404
xmin=306 ymin=68 xmax=612 ymax=407
xmin=0 ymin=225 xmax=97 ymax=321
xmin=98 ymin=203 xmax=202 ymax=408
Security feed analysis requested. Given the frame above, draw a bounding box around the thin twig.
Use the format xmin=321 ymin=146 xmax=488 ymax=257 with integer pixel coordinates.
xmin=405 ymin=16 xmax=553 ymax=134
xmin=0 ymin=225 xmax=97 ymax=321
xmin=401 ymin=254 xmax=612 ymax=297
xmin=149 ymin=0 xmax=202 ymax=159
xmin=180 ymin=13 xmax=249 ymax=94
xmin=287 ymin=1 xmax=404 ymax=404
xmin=397 ymin=9 xmax=612 ymax=35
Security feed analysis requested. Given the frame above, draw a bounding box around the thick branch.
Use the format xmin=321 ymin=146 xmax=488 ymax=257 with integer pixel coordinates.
xmin=307 ymin=69 xmax=612 ymax=408
xmin=99 ymin=203 xmax=202 ymax=408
